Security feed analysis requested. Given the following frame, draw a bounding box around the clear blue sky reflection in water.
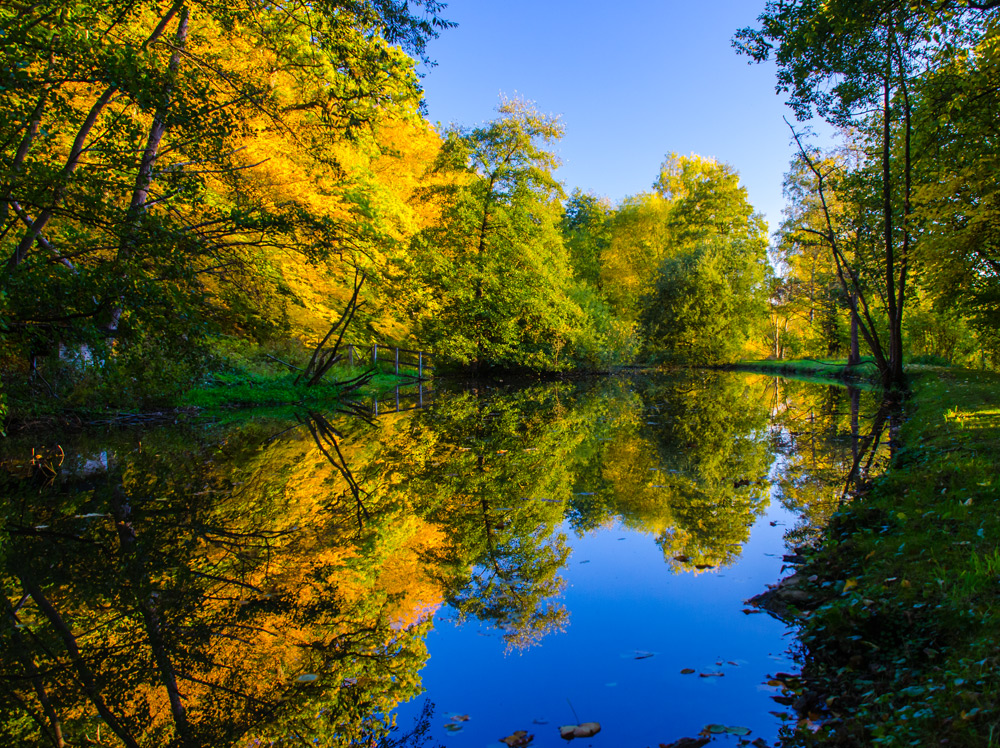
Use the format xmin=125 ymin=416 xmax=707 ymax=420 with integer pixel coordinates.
xmin=396 ymin=500 xmax=799 ymax=746
xmin=418 ymin=0 xmax=837 ymax=237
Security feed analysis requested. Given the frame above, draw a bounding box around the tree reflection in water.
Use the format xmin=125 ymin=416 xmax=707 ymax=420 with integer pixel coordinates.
xmin=0 ymin=372 xmax=893 ymax=745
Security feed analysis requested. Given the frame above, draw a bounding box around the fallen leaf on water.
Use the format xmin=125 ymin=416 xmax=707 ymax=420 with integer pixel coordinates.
xmin=443 ymin=723 xmax=463 ymax=733
xmin=560 ymin=722 xmax=601 ymax=740
xmin=701 ymin=724 xmax=751 ymax=736
xmin=742 ymin=608 xmax=762 ymax=615
xmin=699 ymin=672 xmax=724 ymax=678
xmin=621 ymin=649 xmax=656 ymax=660
xmin=680 ymin=668 xmax=696 ymax=675
xmin=449 ymin=714 xmax=470 ymax=722
xmin=673 ymin=555 xmax=691 ymax=563
xmin=500 ymin=730 xmax=533 ymax=747
xmin=694 ymin=564 xmax=716 ymax=570
xmin=659 ymin=738 xmax=710 ymax=748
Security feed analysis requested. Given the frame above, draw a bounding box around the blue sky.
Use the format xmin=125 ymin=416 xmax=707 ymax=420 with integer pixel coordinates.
xmin=417 ymin=0 xmax=834 ymax=237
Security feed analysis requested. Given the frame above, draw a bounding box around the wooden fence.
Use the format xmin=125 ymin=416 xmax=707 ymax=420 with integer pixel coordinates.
xmin=368 ymin=381 xmax=433 ymax=416
xmin=344 ymin=343 xmax=432 ymax=379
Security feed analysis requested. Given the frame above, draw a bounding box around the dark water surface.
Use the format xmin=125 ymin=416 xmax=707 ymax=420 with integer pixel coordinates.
xmin=0 ymin=372 xmax=888 ymax=747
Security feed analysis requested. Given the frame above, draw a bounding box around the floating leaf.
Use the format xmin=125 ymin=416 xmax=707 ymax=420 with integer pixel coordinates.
xmin=659 ymin=738 xmax=710 ymax=748
xmin=560 ymin=723 xmax=600 ymax=740
xmin=500 ymin=730 xmax=533 ymax=747
xmin=680 ymin=668 xmax=696 ymax=675
xmin=574 ymin=722 xmax=601 ymax=738
xmin=699 ymin=672 xmax=724 ymax=678
xmin=701 ymin=724 xmax=750 ymax=736
xmin=443 ymin=723 xmax=463 ymax=733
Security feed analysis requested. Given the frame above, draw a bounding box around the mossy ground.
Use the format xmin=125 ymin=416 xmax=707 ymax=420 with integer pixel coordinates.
xmin=758 ymin=364 xmax=1000 ymax=746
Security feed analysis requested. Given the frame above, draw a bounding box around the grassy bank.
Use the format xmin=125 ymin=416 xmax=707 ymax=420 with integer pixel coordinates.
xmin=776 ymin=366 xmax=1000 ymax=746
xmin=726 ymin=357 xmax=880 ymax=384
xmin=176 ymin=363 xmax=424 ymax=410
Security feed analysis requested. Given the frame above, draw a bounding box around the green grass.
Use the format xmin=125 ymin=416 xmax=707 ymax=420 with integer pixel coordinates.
xmin=783 ymin=366 xmax=1000 ymax=746
xmin=175 ymin=363 xmax=425 ymax=410
xmin=723 ymin=357 xmax=881 ymax=390
xmin=733 ymin=356 xmax=879 ymax=376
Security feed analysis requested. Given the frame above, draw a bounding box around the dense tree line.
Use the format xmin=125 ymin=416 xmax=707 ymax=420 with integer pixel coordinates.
xmin=6 ymin=0 xmax=997 ymax=417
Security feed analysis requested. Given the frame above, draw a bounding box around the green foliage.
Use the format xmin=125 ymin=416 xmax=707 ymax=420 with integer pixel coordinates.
xmin=405 ymin=97 xmax=583 ymax=371
xmin=634 ymin=154 xmax=770 ymax=364
xmin=561 ymin=189 xmax=612 ymax=289
xmin=642 ymin=237 xmax=770 ymax=364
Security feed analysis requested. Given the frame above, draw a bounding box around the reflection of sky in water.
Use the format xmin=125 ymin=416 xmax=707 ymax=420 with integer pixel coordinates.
xmin=398 ymin=495 xmax=798 ymax=747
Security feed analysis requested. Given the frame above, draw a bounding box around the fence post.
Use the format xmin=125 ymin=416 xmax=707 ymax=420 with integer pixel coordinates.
xmin=395 ymin=347 xmax=399 ymax=375
xmin=372 ymin=344 xmax=378 ymax=367
xmin=418 ymin=351 xmax=423 ymax=379
xmin=395 ymin=386 xmax=400 ymax=412
xmin=348 ymin=344 xmax=354 ymax=368
xmin=419 ymin=382 xmax=424 ymax=408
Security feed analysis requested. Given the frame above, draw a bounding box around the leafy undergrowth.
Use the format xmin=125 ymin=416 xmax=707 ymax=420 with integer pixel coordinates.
xmin=782 ymin=366 xmax=1000 ymax=747
xmin=177 ymin=366 xmax=423 ymax=410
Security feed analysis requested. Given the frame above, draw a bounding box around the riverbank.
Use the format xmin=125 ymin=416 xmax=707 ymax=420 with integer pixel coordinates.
xmin=723 ymin=357 xmax=880 ymax=385
xmin=769 ymin=365 xmax=1000 ymax=746
xmin=0 ymin=339 xmax=427 ymax=433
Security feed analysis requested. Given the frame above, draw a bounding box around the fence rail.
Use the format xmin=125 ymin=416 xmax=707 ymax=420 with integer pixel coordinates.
xmin=367 ymin=382 xmax=433 ymax=416
xmin=344 ymin=343 xmax=433 ymax=379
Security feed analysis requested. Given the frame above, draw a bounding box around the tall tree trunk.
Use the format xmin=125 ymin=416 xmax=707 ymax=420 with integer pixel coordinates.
xmin=882 ymin=30 xmax=899 ymax=390
xmin=474 ymin=174 xmax=496 ymax=372
xmin=848 ymin=290 xmax=860 ymax=366
xmin=109 ymin=5 xmax=191 ymax=332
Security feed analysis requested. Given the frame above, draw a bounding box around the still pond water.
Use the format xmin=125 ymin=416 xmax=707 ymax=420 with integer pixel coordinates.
xmin=0 ymin=371 xmax=887 ymax=747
